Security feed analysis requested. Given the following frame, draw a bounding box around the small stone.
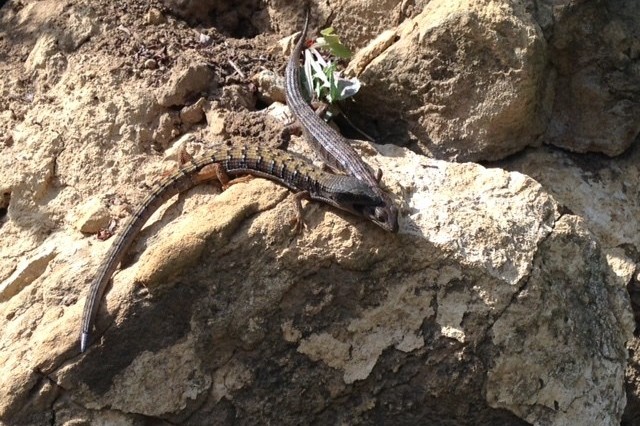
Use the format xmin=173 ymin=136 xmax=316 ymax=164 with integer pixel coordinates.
xmin=251 ymin=70 xmax=286 ymax=104
xmin=179 ymin=98 xmax=206 ymax=124
xmin=24 ymin=34 xmax=58 ymax=73
xmin=198 ymin=33 xmax=211 ymax=45
xmin=263 ymin=102 xmax=291 ymax=126
xmin=204 ymin=106 xmax=226 ymax=135
xmin=146 ymin=8 xmax=166 ymax=25
xmin=144 ymin=58 xmax=158 ymax=69
xmin=156 ymin=62 xmax=216 ymax=107
xmin=72 ymin=197 xmax=111 ymax=234
xmin=153 ymin=112 xmax=181 ymax=148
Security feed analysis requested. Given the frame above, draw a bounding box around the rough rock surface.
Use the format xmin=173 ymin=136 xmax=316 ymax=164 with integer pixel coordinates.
xmin=503 ymin=145 xmax=640 ymax=251
xmin=340 ymin=0 xmax=640 ymax=161
xmin=502 ymin=144 xmax=640 ymax=425
xmin=349 ymin=0 xmax=550 ymax=162
xmin=0 ymin=0 xmax=637 ymax=425
xmin=544 ymin=0 xmax=640 ymax=156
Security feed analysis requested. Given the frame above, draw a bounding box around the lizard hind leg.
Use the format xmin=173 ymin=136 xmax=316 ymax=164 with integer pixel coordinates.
xmin=375 ymin=168 xmax=383 ymax=183
xmin=222 ymin=174 xmax=254 ymax=189
xmin=194 ymin=163 xmax=254 ymax=190
xmin=291 ymin=190 xmax=311 ymax=234
xmin=176 ymin=147 xmax=256 ymax=190
xmin=178 ymin=145 xmax=195 ymax=167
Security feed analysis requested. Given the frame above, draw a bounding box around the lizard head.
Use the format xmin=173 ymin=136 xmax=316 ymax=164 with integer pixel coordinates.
xmin=367 ymin=202 xmax=399 ymax=233
xmin=319 ymin=176 xmax=399 ymax=232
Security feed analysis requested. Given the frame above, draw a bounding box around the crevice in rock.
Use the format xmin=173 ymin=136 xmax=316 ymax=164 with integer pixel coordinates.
xmin=0 ymin=189 xmax=11 ymax=219
xmin=480 ymin=207 xmax=561 ymax=344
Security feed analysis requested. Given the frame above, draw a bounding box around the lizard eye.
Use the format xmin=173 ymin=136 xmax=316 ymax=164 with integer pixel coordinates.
xmin=374 ymin=206 xmax=389 ymax=223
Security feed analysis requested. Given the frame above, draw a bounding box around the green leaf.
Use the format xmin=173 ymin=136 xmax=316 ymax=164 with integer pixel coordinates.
xmin=319 ymin=27 xmax=352 ymax=59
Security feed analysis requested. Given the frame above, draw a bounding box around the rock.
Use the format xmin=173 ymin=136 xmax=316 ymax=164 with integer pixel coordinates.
xmin=626 ymin=337 xmax=640 ymax=424
xmin=132 ymin=180 xmax=290 ymax=290
xmin=545 ymin=0 xmax=640 ymax=156
xmin=503 ymin=144 xmax=640 ymax=250
xmin=219 ymin=84 xmax=256 ymax=111
xmin=58 ymin=12 xmax=96 ymax=52
xmin=198 ymin=32 xmax=212 ymax=45
xmin=203 ymin=105 xmax=227 ymax=136
xmin=163 ymin=133 xmax=194 ymax=162
xmin=0 ymin=0 xmax=636 ymax=424
xmin=179 ymin=98 xmax=206 ymax=125
xmin=24 ymin=34 xmax=58 ymax=73
xmin=0 ymin=239 xmax=57 ymax=302
xmin=487 ymin=215 xmax=633 ymax=425
xmin=70 ymin=197 xmax=111 ymax=234
xmin=251 ymin=69 xmax=286 ymax=104
xmin=503 ymin=143 xmax=640 ymax=425
xmin=156 ymin=62 xmax=216 ymax=107
xmin=345 ymin=29 xmax=398 ymax=76
xmin=153 ymin=112 xmax=181 ymax=148
xmin=83 ymin=338 xmax=211 ymax=416
xmin=349 ymin=0 xmax=550 ymax=161
xmin=606 ymin=248 xmax=637 ymax=288
xmin=263 ymin=101 xmax=292 ymax=129
xmin=146 ymin=8 xmax=166 ymax=25
xmin=1 ymin=140 xmax=631 ymax=425
xmin=143 ymin=58 xmax=158 ymax=70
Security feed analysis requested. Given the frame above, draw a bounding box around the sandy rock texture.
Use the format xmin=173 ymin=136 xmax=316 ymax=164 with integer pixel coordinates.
xmin=544 ymin=0 xmax=640 ymax=156
xmin=341 ymin=0 xmax=640 ymax=161
xmin=0 ymin=0 xmax=637 ymax=425
xmin=349 ymin=0 xmax=550 ymax=162
xmin=502 ymin=144 xmax=640 ymax=425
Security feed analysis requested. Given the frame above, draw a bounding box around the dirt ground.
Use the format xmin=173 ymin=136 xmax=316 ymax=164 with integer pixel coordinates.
xmin=0 ymin=0 xmax=294 ymax=150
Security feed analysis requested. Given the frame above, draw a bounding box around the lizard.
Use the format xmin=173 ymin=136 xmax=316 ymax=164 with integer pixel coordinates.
xmin=284 ymin=10 xmax=399 ymax=233
xmin=79 ymin=144 xmax=386 ymax=352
